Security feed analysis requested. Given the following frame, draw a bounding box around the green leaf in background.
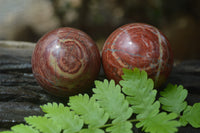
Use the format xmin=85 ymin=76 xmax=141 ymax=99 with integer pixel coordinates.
xmin=0 ymin=124 xmax=39 ymax=133
xmin=120 ymin=68 xmax=180 ymax=133
xmin=159 ymin=84 xmax=188 ymax=114
xmin=93 ymin=79 xmax=133 ymax=123
xmin=106 ymin=121 xmax=132 ymax=133
xmin=41 ymin=102 xmax=83 ymax=132
xmin=25 ymin=116 xmax=61 ymax=133
xmin=79 ymin=128 xmax=104 ymax=133
xmin=181 ymin=103 xmax=200 ymax=128
xmin=69 ymin=94 xmax=109 ymax=128
xmin=136 ymin=112 xmax=180 ymax=133
xmin=120 ymin=68 xmax=159 ymax=118
xmin=120 ymin=68 xmax=159 ymax=116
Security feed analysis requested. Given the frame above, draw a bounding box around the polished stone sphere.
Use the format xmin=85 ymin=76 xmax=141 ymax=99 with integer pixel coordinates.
xmin=102 ymin=23 xmax=173 ymax=87
xmin=32 ymin=27 xmax=101 ymax=96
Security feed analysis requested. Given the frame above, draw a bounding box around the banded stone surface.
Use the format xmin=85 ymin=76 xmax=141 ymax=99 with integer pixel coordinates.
xmin=32 ymin=27 xmax=101 ymax=96
xmin=102 ymin=23 xmax=173 ymax=87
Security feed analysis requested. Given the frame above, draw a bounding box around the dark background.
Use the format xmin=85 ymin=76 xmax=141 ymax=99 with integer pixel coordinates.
xmin=0 ymin=0 xmax=200 ymax=60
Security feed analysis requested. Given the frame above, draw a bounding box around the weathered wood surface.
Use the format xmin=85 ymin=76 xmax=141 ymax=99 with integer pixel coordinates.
xmin=0 ymin=41 xmax=200 ymax=132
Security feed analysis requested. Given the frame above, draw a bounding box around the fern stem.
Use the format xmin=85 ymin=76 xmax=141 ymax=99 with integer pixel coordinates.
xmin=99 ymin=123 xmax=114 ymax=129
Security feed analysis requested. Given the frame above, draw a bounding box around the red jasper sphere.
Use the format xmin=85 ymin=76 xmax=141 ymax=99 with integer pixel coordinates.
xmin=102 ymin=23 xmax=173 ymax=87
xmin=32 ymin=27 xmax=101 ymax=96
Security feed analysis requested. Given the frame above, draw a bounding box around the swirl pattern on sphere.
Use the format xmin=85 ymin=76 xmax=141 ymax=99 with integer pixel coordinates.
xmin=32 ymin=27 xmax=100 ymax=96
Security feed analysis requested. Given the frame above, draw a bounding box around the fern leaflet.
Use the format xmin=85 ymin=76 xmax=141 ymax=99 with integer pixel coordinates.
xmin=41 ymin=102 xmax=83 ymax=132
xmin=120 ymin=68 xmax=181 ymax=133
xmin=106 ymin=121 xmax=132 ymax=133
xmin=68 ymin=94 xmax=109 ymax=128
xmin=93 ymin=79 xmax=133 ymax=124
xmin=159 ymin=84 xmax=188 ymax=114
xmin=25 ymin=116 xmax=61 ymax=133
xmin=120 ymin=68 xmax=159 ymax=118
xmin=136 ymin=112 xmax=180 ymax=133
xmin=0 ymin=124 xmax=39 ymax=133
xmin=180 ymin=103 xmax=200 ymax=128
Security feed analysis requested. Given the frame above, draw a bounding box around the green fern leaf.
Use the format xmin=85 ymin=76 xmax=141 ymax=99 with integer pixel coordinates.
xmin=79 ymin=128 xmax=104 ymax=133
xmin=41 ymin=102 xmax=83 ymax=132
xmin=136 ymin=101 xmax=160 ymax=120
xmin=9 ymin=124 xmax=39 ymax=133
xmin=136 ymin=112 xmax=180 ymax=133
xmin=181 ymin=103 xmax=200 ymax=128
xmin=25 ymin=116 xmax=61 ymax=133
xmin=120 ymin=68 xmax=159 ymax=118
xmin=93 ymin=79 xmax=133 ymax=123
xmin=106 ymin=121 xmax=133 ymax=133
xmin=2 ymin=67 xmax=199 ymax=133
xmin=120 ymin=68 xmax=154 ymax=96
xmin=159 ymin=84 xmax=188 ymax=114
xmin=120 ymin=68 xmax=180 ymax=133
xmin=68 ymin=94 xmax=109 ymax=128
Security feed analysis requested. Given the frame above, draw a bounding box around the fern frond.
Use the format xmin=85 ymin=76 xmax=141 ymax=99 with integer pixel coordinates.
xmin=1 ymin=67 xmax=199 ymax=133
xmin=25 ymin=116 xmax=61 ymax=133
xmin=106 ymin=121 xmax=132 ymax=133
xmin=159 ymin=84 xmax=188 ymax=114
xmin=136 ymin=101 xmax=160 ymax=120
xmin=120 ymin=68 xmax=180 ymax=133
xmin=181 ymin=103 xmax=200 ymax=128
xmin=41 ymin=102 xmax=83 ymax=132
xmin=79 ymin=128 xmax=104 ymax=133
xmin=0 ymin=125 xmax=37 ymax=133
xmin=9 ymin=124 xmax=39 ymax=133
xmin=68 ymin=94 xmax=109 ymax=128
xmin=136 ymin=112 xmax=180 ymax=133
xmin=120 ymin=68 xmax=154 ymax=96
xmin=120 ymin=68 xmax=159 ymax=117
xmin=93 ymin=79 xmax=133 ymax=123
